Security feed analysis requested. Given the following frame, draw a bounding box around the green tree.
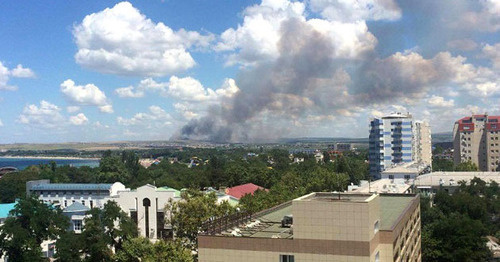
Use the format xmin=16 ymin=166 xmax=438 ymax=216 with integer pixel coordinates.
xmin=0 ymin=167 xmax=40 ymax=203
xmin=114 ymin=238 xmax=193 ymax=262
xmin=98 ymin=154 xmax=130 ymax=183
xmin=0 ymin=196 xmax=69 ymax=262
xmin=432 ymin=158 xmax=454 ymax=171
xmin=455 ymin=160 xmax=479 ymax=171
xmin=79 ymin=201 xmax=138 ymax=261
xmin=54 ymin=232 xmax=83 ymax=262
xmin=166 ymin=190 xmax=234 ymax=249
xmin=423 ymin=213 xmax=491 ymax=261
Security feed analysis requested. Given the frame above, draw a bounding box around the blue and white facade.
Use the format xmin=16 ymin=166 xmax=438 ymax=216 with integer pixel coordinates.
xmin=369 ymin=113 xmax=414 ymax=178
xmin=26 ymin=180 xmax=126 ymax=209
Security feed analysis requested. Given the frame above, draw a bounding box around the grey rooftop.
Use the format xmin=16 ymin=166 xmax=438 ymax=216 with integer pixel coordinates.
xmin=30 ymin=183 xmax=114 ymax=191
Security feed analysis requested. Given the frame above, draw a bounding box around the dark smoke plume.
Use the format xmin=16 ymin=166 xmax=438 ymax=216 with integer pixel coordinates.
xmin=177 ymin=18 xmax=342 ymax=142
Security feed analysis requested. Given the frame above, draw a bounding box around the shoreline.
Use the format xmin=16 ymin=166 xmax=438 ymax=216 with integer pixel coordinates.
xmin=0 ymin=156 xmax=101 ymax=160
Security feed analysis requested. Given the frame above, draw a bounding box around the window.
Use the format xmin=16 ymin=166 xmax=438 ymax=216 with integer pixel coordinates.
xmin=280 ymin=255 xmax=294 ymax=262
xmin=73 ymin=220 xmax=82 ymax=232
xmin=404 ymin=175 xmax=411 ymax=180
xmin=374 ymin=220 xmax=380 ymax=234
xmin=64 ymin=200 xmax=67 ymax=207
xmin=389 ymin=175 xmax=394 ymax=180
xmin=90 ymin=200 xmax=93 ymax=209
xmin=82 ymin=200 xmax=85 ymax=206
xmin=375 ymin=251 xmax=380 ymax=262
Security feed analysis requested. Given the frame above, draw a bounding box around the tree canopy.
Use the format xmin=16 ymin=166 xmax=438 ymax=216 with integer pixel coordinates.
xmin=0 ymin=196 xmax=69 ymax=262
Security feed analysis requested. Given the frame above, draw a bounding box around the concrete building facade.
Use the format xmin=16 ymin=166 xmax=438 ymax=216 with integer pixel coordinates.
xmin=26 ymin=180 xmax=181 ymax=240
xmin=369 ymin=113 xmax=413 ymax=177
xmin=414 ymin=171 xmax=500 ymax=194
xmin=26 ymin=180 xmax=126 ymax=209
xmin=413 ymin=121 xmax=432 ymax=167
xmin=199 ymin=192 xmax=421 ymax=262
xmin=111 ymin=184 xmax=180 ymax=240
xmin=453 ymin=114 xmax=500 ymax=171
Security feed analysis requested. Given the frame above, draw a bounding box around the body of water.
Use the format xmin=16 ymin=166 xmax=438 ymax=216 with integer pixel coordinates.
xmin=0 ymin=157 xmax=100 ymax=170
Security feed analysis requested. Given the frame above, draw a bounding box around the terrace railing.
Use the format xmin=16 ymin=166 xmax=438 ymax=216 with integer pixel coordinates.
xmin=200 ymin=200 xmax=292 ymax=236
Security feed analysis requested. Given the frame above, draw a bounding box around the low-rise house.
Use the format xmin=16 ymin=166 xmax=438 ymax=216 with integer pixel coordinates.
xmin=63 ymin=202 xmax=90 ymax=234
xmin=204 ymin=187 xmax=239 ymax=207
xmin=314 ymin=151 xmax=324 ymax=163
xmin=293 ymin=157 xmax=305 ymax=164
xmin=225 ymin=183 xmax=267 ymax=200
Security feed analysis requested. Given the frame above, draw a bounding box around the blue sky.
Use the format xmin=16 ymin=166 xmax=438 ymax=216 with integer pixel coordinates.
xmin=0 ymin=0 xmax=498 ymax=143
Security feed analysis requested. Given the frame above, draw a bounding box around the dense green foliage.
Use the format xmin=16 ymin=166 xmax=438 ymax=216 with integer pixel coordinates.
xmin=0 ymin=197 xmax=69 ymax=262
xmin=114 ymin=238 xmax=193 ymax=262
xmin=0 ymin=149 xmax=369 ymax=204
xmin=421 ymin=178 xmax=499 ymax=261
xmin=166 ymin=190 xmax=235 ymax=249
xmin=54 ymin=201 xmax=138 ymax=262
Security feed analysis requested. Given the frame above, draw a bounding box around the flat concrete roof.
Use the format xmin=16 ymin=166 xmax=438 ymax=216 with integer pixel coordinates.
xmin=414 ymin=171 xmax=500 ymax=187
xmin=380 ymin=195 xmax=416 ymax=230
xmin=348 ymin=179 xmax=411 ymax=194
xmin=218 ymin=202 xmax=293 ymax=239
xmin=297 ymin=192 xmax=376 ymax=202
xmin=213 ymin=193 xmax=417 ymax=239
xmin=382 ymin=161 xmax=427 ymax=174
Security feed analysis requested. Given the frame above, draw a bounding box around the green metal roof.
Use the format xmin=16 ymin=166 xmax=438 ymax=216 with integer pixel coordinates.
xmin=158 ymin=186 xmax=181 ymax=197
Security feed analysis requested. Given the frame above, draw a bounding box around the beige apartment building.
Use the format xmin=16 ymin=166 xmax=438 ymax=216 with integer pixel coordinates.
xmin=413 ymin=121 xmax=432 ymax=167
xmin=453 ymin=115 xmax=500 ymax=171
xmin=199 ymin=192 xmax=421 ymax=262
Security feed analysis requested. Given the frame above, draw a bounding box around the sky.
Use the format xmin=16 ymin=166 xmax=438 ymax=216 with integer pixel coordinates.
xmin=0 ymin=0 xmax=498 ymax=143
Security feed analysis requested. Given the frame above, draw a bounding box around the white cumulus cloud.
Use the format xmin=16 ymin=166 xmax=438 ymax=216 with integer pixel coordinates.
xmin=214 ymin=0 xmax=378 ymax=66
xmin=73 ymin=1 xmax=213 ymax=77
xmin=427 ymin=95 xmax=455 ymax=108
xmin=60 ymin=79 xmax=113 ymax=113
xmin=117 ymin=105 xmax=172 ymax=126
xmin=115 ymin=78 xmax=167 ymax=98
xmin=166 ymin=76 xmax=239 ymax=102
xmin=482 ymin=43 xmax=500 ymax=69
xmin=0 ymin=62 xmax=35 ymax=91
xmin=17 ymin=101 xmax=65 ymax=128
xmin=69 ymin=113 xmax=89 ymax=125
xmin=309 ymin=0 xmax=401 ymax=22
xmin=10 ymin=64 xmax=35 ymax=78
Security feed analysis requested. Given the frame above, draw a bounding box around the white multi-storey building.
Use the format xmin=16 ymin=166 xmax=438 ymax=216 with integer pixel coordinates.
xmin=413 ymin=121 xmax=432 ymax=167
xmin=26 ymin=180 xmax=126 ymax=209
xmin=369 ymin=113 xmax=431 ymax=179
xmin=26 ymin=180 xmax=181 ymax=240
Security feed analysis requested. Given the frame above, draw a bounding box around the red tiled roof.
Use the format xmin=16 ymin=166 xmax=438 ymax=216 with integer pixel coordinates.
xmin=225 ymin=183 xmax=267 ymax=199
